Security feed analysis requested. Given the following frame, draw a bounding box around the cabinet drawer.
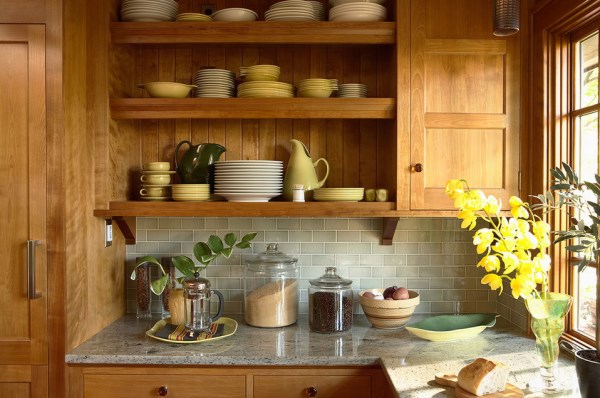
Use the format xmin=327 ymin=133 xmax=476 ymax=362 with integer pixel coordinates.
xmin=84 ymin=374 xmax=245 ymax=398
xmin=253 ymin=375 xmax=371 ymax=398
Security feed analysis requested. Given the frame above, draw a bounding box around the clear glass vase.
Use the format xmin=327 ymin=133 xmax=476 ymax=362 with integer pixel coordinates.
xmin=525 ymin=292 xmax=573 ymax=395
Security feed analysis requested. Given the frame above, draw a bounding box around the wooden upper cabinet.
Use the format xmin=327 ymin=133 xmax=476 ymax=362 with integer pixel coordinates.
xmin=409 ymin=0 xmax=520 ymax=210
xmin=0 ymin=1 xmax=46 ymax=23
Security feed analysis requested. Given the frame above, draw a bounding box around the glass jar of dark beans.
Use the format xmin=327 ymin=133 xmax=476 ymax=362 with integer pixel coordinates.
xmin=308 ymin=267 xmax=353 ymax=333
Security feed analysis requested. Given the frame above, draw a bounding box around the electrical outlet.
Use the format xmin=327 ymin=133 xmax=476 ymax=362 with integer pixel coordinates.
xmin=105 ymin=219 xmax=113 ymax=247
xmin=201 ymin=4 xmax=216 ymax=16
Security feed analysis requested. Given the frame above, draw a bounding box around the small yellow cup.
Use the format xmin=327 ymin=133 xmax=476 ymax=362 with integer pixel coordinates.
xmin=140 ymin=186 xmax=170 ymax=197
xmin=140 ymin=174 xmax=171 ymax=185
xmin=142 ymin=162 xmax=171 ymax=171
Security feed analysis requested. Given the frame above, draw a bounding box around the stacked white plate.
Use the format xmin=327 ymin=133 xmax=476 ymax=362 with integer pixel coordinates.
xmin=313 ymin=188 xmax=365 ymax=202
xmin=239 ymin=65 xmax=281 ymax=82
xmin=120 ymin=0 xmax=178 ymax=21
xmin=329 ymin=0 xmax=385 ymax=6
xmin=176 ymin=13 xmax=212 ymax=22
xmin=265 ymin=0 xmax=325 ymax=21
xmin=214 ymin=160 xmax=283 ymax=202
xmin=193 ymin=68 xmax=237 ymax=98
xmin=237 ymin=81 xmax=295 ymax=98
xmin=328 ymin=2 xmax=387 ymax=21
xmin=298 ymin=78 xmax=338 ymax=98
xmin=337 ymin=83 xmax=367 ymax=98
xmin=171 ymin=184 xmax=210 ymax=202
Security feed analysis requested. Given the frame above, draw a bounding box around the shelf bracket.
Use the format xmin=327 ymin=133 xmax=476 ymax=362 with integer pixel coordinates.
xmin=381 ymin=217 xmax=399 ymax=245
xmin=113 ymin=217 xmax=136 ymax=245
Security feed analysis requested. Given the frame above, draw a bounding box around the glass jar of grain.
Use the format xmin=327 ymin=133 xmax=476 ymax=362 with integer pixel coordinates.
xmin=244 ymin=243 xmax=298 ymax=327
xmin=308 ymin=267 xmax=353 ymax=333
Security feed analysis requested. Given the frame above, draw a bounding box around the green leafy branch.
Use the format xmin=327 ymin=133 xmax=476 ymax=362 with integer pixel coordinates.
xmin=131 ymin=232 xmax=257 ymax=295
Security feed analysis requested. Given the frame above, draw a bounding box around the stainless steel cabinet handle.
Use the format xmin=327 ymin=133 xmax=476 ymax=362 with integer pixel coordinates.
xmin=27 ymin=240 xmax=42 ymax=299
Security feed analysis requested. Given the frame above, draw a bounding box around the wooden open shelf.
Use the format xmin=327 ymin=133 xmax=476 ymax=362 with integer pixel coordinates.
xmin=110 ymin=21 xmax=396 ymax=45
xmin=110 ymin=98 xmax=396 ymax=119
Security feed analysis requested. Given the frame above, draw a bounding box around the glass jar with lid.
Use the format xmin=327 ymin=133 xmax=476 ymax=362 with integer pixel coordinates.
xmin=244 ymin=243 xmax=298 ymax=327
xmin=308 ymin=267 xmax=353 ymax=333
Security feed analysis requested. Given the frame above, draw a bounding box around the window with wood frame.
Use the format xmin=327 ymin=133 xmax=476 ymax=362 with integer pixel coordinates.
xmin=530 ymin=1 xmax=600 ymax=348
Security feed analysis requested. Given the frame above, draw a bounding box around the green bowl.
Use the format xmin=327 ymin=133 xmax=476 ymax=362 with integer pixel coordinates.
xmin=405 ymin=313 xmax=498 ymax=342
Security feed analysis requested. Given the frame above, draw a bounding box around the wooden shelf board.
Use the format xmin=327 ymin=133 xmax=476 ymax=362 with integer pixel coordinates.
xmin=110 ymin=98 xmax=396 ymax=119
xmin=94 ymin=201 xmax=399 ymax=217
xmin=110 ymin=21 xmax=396 ymax=45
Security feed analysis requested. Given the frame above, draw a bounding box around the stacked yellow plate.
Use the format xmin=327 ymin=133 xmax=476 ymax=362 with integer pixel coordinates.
xmin=298 ymin=78 xmax=338 ymax=98
xmin=239 ymin=65 xmax=281 ymax=82
xmin=313 ymin=187 xmax=364 ymax=202
xmin=237 ymin=81 xmax=295 ymax=98
xmin=176 ymin=13 xmax=212 ymax=21
xmin=171 ymin=184 xmax=210 ymax=201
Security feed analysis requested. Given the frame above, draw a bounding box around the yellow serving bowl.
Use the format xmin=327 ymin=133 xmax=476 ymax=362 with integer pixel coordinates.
xmin=138 ymin=82 xmax=197 ymax=98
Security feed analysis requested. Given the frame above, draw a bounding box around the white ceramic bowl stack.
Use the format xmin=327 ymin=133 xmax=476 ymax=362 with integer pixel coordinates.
xmin=337 ymin=83 xmax=367 ymax=98
xmin=313 ymin=187 xmax=364 ymax=202
xmin=239 ymin=65 xmax=281 ymax=82
xmin=328 ymin=1 xmax=387 ymax=21
xmin=265 ymin=0 xmax=325 ymax=21
xmin=211 ymin=8 xmax=258 ymax=21
xmin=171 ymin=184 xmax=210 ymax=201
xmin=214 ymin=160 xmax=283 ymax=202
xmin=237 ymin=81 xmax=295 ymax=98
xmin=298 ymin=78 xmax=338 ymax=98
xmin=176 ymin=12 xmax=212 ymax=22
xmin=193 ymin=68 xmax=237 ymax=98
xmin=120 ymin=0 xmax=178 ymax=21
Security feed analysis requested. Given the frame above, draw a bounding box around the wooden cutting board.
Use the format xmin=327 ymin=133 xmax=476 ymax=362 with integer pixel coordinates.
xmin=434 ymin=373 xmax=524 ymax=398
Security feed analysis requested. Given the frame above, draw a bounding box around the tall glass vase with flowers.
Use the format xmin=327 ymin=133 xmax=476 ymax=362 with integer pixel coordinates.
xmin=445 ymin=179 xmax=573 ymax=395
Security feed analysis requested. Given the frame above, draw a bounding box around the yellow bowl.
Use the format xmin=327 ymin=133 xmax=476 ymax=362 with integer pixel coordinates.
xmin=359 ymin=289 xmax=420 ymax=329
xmin=138 ymin=82 xmax=197 ymax=98
xmin=298 ymin=88 xmax=333 ymax=98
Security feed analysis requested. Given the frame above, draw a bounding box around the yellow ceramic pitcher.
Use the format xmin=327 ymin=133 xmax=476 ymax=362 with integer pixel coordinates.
xmin=283 ymin=139 xmax=329 ymax=201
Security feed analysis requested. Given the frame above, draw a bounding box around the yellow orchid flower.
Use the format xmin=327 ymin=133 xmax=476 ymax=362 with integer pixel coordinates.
xmin=458 ymin=209 xmax=478 ymax=230
xmin=516 ymin=232 xmax=538 ymax=251
xmin=445 ymin=179 xmax=464 ymax=199
xmin=509 ymin=196 xmax=529 ymax=219
xmin=463 ymin=190 xmax=486 ymax=211
xmin=478 ymin=255 xmax=501 ymax=272
xmin=499 ymin=217 xmax=519 ymax=238
xmin=510 ymin=274 xmax=537 ymax=299
xmin=483 ymin=195 xmax=502 ymax=215
xmin=493 ymin=236 xmax=516 ymax=253
xmin=532 ymin=221 xmax=551 ymax=249
xmin=482 ymin=273 xmax=503 ymax=293
xmin=501 ymin=252 xmax=521 ymax=274
xmin=473 ymin=228 xmax=494 ymax=254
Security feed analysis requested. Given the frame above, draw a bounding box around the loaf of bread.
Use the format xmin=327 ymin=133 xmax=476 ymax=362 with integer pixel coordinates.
xmin=457 ymin=358 xmax=509 ymax=396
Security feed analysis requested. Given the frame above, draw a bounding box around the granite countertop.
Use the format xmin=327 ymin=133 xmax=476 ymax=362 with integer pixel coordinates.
xmin=66 ymin=314 xmax=581 ymax=397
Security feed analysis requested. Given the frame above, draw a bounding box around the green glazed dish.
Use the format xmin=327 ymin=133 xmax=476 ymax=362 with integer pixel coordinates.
xmin=405 ymin=313 xmax=498 ymax=342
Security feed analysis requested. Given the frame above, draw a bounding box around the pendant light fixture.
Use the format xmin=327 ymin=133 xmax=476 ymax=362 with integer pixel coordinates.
xmin=493 ymin=0 xmax=520 ymax=36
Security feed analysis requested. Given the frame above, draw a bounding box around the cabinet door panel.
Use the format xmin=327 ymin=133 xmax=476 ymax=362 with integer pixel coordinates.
xmin=410 ymin=0 xmax=520 ymax=210
xmin=0 ymin=24 xmax=47 ymax=366
xmin=0 ymin=365 xmax=47 ymax=398
xmin=254 ymin=375 xmax=371 ymax=398
xmin=84 ymin=374 xmax=246 ymax=398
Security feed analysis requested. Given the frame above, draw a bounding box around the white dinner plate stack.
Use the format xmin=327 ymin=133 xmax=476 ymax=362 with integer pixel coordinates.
xmin=120 ymin=0 xmax=178 ymax=21
xmin=337 ymin=83 xmax=367 ymax=98
xmin=193 ymin=68 xmax=237 ymax=98
xmin=214 ymin=160 xmax=283 ymax=202
xmin=265 ymin=0 xmax=325 ymax=21
xmin=328 ymin=2 xmax=387 ymax=21
xmin=313 ymin=188 xmax=365 ymax=202
xmin=237 ymin=81 xmax=295 ymax=98
xmin=176 ymin=13 xmax=213 ymax=22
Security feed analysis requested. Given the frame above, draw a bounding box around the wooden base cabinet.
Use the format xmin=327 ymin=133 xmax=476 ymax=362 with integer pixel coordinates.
xmin=69 ymin=366 xmax=395 ymax=398
xmin=0 ymin=366 xmax=48 ymax=398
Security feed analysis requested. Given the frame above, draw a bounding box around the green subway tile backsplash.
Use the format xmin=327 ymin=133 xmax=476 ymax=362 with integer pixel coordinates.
xmin=126 ymin=217 xmax=527 ymax=331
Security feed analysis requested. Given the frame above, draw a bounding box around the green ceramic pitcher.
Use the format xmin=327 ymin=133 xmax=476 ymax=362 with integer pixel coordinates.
xmin=174 ymin=141 xmax=226 ymax=190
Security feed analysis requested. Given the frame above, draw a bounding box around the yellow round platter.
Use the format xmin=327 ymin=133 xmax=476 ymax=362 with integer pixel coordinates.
xmin=146 ymin=317 xmax=238 ymax=344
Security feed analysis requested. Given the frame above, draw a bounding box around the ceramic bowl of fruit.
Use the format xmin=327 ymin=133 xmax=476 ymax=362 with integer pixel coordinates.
xmin=359 ymin=286 xmax=420 ymax=329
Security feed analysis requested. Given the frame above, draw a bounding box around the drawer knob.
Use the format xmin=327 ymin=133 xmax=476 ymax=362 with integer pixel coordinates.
xmin=411 ymin=163 xmax=423 ymax=173
xmin=157 ymin=386 xmax=168 ymax=396
xmin=306 ymin=386 xmax=318 ymax=397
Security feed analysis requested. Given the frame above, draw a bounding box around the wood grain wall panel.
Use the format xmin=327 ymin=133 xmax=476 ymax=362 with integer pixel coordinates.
xmin=0 ymin=1 xmax=46 ymax=23
xmin=190 ymin=49 xmax=210 ymax=146
xmin=158 ymin=49 xmax=176 ymax=163
xmin=326 ymin=120 xmax=344 ymax=188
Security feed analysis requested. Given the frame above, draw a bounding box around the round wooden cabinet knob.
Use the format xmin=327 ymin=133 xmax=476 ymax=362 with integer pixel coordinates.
xmin=411 ymin=163 xmax=423 ymax=173
xmin=306 ymin=386 xmax=318 ymax=397
xmin=157 ymin=386 xmax=168 ymax=396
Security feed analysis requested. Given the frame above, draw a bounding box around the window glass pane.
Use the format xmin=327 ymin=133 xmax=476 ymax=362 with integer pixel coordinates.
xmin=574 ymin=265 xmax=597 ymax=339
xmin=576 ymin=111 xmax=599 ymax=181
xmin=579 ymin=32 xmax=598 ymax=109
